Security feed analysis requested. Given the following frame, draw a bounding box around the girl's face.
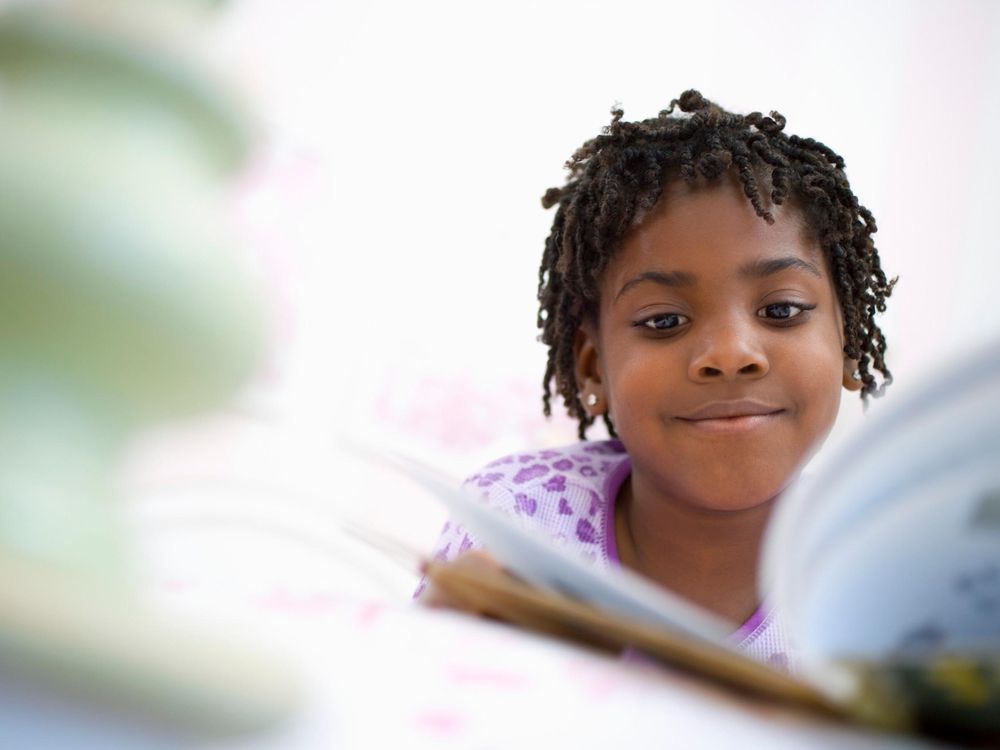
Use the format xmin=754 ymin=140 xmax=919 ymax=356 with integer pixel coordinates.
xmin=575 ymin=177 xmax=860 ymax=512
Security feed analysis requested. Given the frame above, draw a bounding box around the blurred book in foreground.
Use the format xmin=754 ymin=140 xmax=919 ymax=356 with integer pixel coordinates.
xmin=367 ymin=338 xmax=1000 ymax=744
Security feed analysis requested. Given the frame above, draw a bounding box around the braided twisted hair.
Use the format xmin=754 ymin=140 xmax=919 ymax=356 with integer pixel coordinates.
xmin=538 ymin=90 xmax=896 ymax=439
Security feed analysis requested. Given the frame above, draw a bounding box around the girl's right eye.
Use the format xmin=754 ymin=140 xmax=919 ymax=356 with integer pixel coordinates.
xmin=636 ymin=313 xmax=689 ymax=331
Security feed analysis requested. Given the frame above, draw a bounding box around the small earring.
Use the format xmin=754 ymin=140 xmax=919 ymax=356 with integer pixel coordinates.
xmin=586 ymin=393 xmax=599 ymax=407
xmin=852 ymin=370 xmax=861 ymax=381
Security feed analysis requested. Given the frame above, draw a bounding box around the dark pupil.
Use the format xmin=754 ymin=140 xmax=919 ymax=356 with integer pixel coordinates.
xmin=655 ymin=314 xmax=680 ymax=329
xmin=768 ymin=304 xmax=792 ymax=319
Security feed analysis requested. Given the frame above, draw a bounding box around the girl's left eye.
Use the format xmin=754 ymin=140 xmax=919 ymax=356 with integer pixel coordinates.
xmin=638 ymin=312 xmax=689 ymax=331
xmin=757 ymin=302 xmax=814 ymax=320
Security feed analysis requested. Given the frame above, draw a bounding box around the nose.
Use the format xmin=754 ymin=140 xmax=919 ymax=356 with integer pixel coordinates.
xmin=688 ymin=319 xmax=770 ymax=382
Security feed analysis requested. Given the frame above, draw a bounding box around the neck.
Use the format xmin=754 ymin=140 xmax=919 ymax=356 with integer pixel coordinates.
xmin=614 ymin=473 xmax=776 ymax=626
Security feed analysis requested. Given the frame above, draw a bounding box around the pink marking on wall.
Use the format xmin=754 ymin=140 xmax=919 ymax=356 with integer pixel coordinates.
xmin=562 ymin=659 xmax=626 ymax=700
xmin=444 ymin=664 xmax=532 ymax=690
xmin=412 ymin=709 xmax=466 ymax=737
xmin=158 ymin=576 xmax=196 ymax=593
xmin=371 ymin=371 xmax=579 ymax=452
xmin=254 ymin=587 xmax=350 ymax=616
xmin=355 ymin=600 xmax=384 ymax=629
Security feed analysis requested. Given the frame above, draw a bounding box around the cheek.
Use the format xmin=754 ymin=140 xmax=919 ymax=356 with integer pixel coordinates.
xmin=605 ymin=343 xmax=659 ymax=395
xmin=794 ymin=338 xmax=846 ymax=426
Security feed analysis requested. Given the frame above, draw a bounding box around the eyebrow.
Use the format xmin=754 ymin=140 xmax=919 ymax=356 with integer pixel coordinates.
xmin=739 ymin=256 xmax=823 ymax=279
xmin=614 ymin=255 xmax=822 ymax=300
xmin=615 ymin=270 xmax=696 ymax=300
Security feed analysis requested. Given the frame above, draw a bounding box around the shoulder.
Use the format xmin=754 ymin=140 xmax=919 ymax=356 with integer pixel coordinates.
xmin=417 ymin=441 xmax=630 ymax=597
xmin=461 ymin=440 xmax=630 ymax=562
xmin=464 ymin=440 xmax=628 ymax=500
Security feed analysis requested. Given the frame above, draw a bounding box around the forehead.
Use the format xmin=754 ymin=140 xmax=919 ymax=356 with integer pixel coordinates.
xmin=601 ymin=177 xmax=822 ymax=297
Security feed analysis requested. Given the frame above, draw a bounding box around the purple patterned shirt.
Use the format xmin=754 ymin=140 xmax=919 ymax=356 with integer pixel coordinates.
xmin=418 ymin=439 xmax=794 ymax=670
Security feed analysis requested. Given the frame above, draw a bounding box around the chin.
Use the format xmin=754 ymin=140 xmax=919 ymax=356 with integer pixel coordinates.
xmin=696 ymin=494 xmax=779 ymax=514
xmin=681 ymin=473 xmax=795 ymax=514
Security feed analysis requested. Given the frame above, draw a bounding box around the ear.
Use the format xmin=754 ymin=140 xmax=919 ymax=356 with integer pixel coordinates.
xmin=843 ymin=358 xmax=863 ymax=391
xmin=574 ymin=322 xmax=607 ymax=416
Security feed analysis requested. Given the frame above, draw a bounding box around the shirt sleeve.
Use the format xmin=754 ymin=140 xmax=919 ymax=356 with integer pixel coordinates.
xmin=411 ymin=474 xmax=490 ymax=599
xmin=410 ymin=456 xmax=536 ymax=599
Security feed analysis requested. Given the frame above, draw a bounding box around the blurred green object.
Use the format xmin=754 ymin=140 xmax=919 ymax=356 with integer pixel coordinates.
xmin=0 ymin=3 xmax=259 ymax=425
xmin=0 ymin=2 xmax=264 ymax=579
xmin=0 ymin=1 xmax=296 ymax=739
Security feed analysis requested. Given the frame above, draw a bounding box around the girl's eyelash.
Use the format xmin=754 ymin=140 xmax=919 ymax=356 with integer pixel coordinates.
xmin=756 ymin=302 xmax=817 ymax=321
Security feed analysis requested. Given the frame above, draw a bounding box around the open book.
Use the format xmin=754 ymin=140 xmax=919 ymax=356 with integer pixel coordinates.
xmin=369 ymin=339 xmax=1000 ymax=743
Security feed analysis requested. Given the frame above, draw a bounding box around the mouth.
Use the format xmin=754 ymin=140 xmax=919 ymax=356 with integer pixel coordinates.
xmin=676 ymin=400 xmax=785 ymax=432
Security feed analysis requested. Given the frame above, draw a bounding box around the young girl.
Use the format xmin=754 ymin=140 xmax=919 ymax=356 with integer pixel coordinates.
xmin=417 ymin=90 xmax=895 ymax=669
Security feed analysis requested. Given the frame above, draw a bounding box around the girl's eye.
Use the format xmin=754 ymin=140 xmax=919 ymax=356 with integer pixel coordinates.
xmin=757 ymin=302 xmax=815 ymax=320
xmin=638 ymin=313 xmax=689 ymax=331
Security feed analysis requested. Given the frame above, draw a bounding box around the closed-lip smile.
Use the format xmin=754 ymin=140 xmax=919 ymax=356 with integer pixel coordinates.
xmin=676 ymin=400 xmax=785 ymax=429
